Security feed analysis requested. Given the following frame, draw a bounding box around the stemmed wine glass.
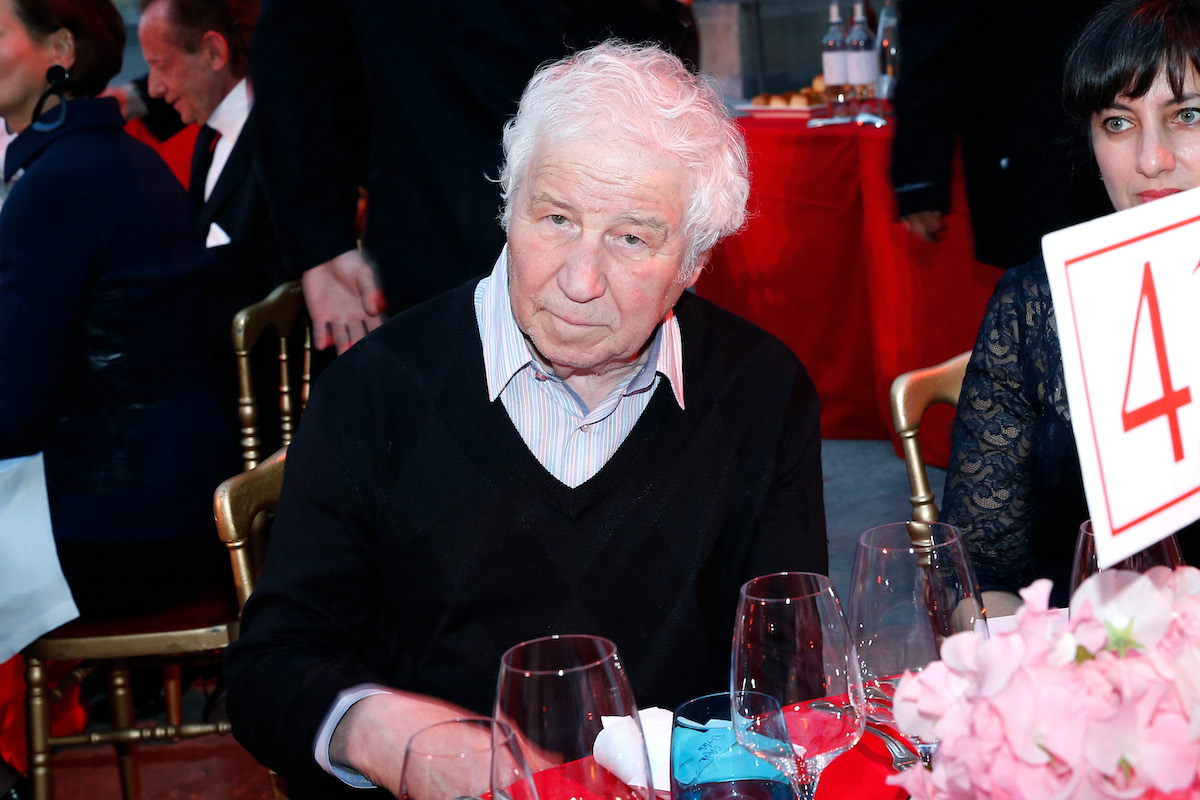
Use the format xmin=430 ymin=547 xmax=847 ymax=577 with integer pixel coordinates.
xmin=494 ymin=634 xmax=654 ymax=800
xmin=399 ymin=716 xmax=537 ymax=800
xmin=847 ymin=521 xmax=986 ymax=763
xmin=1069 ymin=519 xmax=1186 ymax=592
xmin=731 ymin=572 xmax=865 ymax=800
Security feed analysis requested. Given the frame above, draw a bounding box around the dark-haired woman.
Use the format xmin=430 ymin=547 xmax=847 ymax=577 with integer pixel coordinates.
xmin=943 ymin=0 xmax=1200 ymax=614
xmin=0 ymin=0 xmax=235 ymax=617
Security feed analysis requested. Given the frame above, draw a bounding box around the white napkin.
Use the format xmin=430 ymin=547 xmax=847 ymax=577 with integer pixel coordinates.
xmin=0 ymin=453 xmax=78 ymax=661
xmin=593 ymin=707 xmax=672 ymax=793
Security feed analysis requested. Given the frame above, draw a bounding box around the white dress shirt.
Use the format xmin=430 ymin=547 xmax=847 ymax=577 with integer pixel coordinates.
xmin=202 ymin=79 xmax=251 ymax=202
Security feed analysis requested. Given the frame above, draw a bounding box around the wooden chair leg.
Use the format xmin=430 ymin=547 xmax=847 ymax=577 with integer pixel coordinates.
xmin=23 ymin=655 xmax=54 ymax=800
xmin=163 ymin=663 xmax=183 ymax=731
xmin=269 ymin=770 xmax=291 ymax=800
xmin=107 ymin=662 xmax=142 ymax=800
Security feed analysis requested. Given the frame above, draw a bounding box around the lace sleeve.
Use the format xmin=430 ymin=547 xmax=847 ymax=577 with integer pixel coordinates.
xmin=941 ymin=261 xmax=1065 ymax=594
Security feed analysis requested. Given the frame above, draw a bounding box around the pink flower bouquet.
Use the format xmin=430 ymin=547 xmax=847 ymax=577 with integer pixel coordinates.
xmin=889 ymin=566 xmax=1200 ymax=800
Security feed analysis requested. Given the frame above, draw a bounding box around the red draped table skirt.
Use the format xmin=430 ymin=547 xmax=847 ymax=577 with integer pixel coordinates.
xmin=696 ymin=117 xmax=1000 ymax=467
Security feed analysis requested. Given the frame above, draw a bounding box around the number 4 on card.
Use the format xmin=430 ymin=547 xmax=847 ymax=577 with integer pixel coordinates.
xmin=1121 ymin=261 xmax=1191 ymax=462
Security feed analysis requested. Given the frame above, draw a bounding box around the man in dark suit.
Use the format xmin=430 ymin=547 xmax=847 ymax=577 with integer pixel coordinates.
xmin=138 ymin=0 xmax=287 ymax=456
xmin=890 ymin=0 xmax=1111 ymax=269
xmin=249 ymin=0 xmax=699 ymax=354
xmin=138 ymin=0 xmax=279 ymax=310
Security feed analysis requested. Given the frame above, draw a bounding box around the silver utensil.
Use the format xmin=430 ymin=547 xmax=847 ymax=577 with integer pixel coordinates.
xmin=862 ymin=723 xmax=920 ymax=770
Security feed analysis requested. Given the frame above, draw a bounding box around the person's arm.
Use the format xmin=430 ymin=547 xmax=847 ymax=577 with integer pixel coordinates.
xmin=250 ymin=0 xmax=382 ymax=351
xmin=325 ymin=690 xmax=479 ymax=794
xmin=891 ymin=0 xmax=977 ymax=238
xmin=224 ymin=338 xmax=480 ymax=791
xmin=941 ymin=265 xmax=1044 ymax=603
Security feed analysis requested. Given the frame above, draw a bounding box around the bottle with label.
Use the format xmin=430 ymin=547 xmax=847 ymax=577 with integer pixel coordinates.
xmin=846 ymin=2 xmax=880 ymax=112
xmin=821 ymin=2 xmax=851 ymax=116
xmin=875 ymin=0 xmax=899 ymax=105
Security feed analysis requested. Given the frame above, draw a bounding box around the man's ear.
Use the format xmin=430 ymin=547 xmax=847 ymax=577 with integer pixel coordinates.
xmin=200 ymin=30 xmax=231 ymax=72
xmin=48 ymin=26 xmax=76 ymax=71
xmin=683 ymin=249 xmax=711 ymax=289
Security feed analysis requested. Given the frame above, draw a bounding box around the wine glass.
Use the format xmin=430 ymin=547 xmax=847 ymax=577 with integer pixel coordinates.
xmin=671 ymin=691 xmax=796 ymax=800
xmin=399 ymin=716 xmax=537 ymax=800
xmin=847 ymin=521 xmax=986 ymax=763
xmin=731 ymin=572 xmax=865 ymax=800
xmin=495 ymin=634 xmax=654 ymax=800
xmin=1069 ymin=519 xmax=1186 ymax=592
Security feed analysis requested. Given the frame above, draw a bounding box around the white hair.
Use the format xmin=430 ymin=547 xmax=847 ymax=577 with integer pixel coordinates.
xmin=498 ymin=40 xmax=750 ymax=280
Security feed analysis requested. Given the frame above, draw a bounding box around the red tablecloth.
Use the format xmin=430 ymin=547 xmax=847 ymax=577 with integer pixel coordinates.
xmin=697 ymin=117 xmax=1000 ymax=467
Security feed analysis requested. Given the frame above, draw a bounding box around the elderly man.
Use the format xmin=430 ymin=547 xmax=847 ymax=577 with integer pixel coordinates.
xmin=224 ymin=42 xmax=827 ymax=799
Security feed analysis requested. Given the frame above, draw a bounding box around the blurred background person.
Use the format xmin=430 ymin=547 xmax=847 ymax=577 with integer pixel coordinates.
xmin=138 ymin=0 xmax=291 ymax=444
xmin=0 ymin=0 xmax=238 ymax=792
xmin=250 ymin=0 xmax=699 ymax=354
xmin=890 ymin=0 xmax=1112 ymax=269
xmin=941 ymin=0 xmax=1200 ymax=614
xmin=0 ymin=0 xmax=235 ymax=625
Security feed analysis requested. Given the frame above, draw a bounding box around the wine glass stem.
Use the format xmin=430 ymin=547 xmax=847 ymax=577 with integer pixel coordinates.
xmin=791 ymin=776 xmax=818 ymax=800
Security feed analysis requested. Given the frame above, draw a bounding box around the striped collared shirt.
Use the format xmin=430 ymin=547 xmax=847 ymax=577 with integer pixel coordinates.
xmin=474 ymin=249 xmax=685 ymax=488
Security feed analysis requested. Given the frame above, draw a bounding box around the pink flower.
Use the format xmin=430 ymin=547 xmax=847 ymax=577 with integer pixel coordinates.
xmin=1070 ymin=571 xmax=1172 ymax=653
xmin=889 ymin=568 xmax=1200 ymax=800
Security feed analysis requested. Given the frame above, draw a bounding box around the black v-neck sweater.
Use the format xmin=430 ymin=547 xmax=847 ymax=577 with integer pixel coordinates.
xmin=226 ymin=280 xmax=827 ymax=796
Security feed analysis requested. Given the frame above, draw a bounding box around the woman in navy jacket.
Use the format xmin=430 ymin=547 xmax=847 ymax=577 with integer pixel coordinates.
xmin=0 ymin=0 xmax=235 ymax=621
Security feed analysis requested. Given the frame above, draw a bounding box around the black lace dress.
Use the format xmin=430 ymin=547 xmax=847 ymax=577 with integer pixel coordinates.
xmin=941 ymin=258 xmax=1200 ymax=606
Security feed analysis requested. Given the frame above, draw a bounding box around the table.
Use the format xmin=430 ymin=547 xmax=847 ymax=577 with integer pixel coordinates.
xmin=521 ymin=731 xmax=907 ymax=800
xmin=696 ymin=116 xmax=1000 ymax=467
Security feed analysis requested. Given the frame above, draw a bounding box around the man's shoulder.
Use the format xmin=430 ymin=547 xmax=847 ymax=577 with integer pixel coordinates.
xmin=674 ymin=291 xmax=814 ymax=406
xmin=675 ymin=291 xmax=804 ymax=370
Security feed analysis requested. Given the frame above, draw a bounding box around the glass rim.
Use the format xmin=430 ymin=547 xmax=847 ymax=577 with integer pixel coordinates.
xmin=405 ymin=716 xmax=514 ymax=757
xmin=673 ymin=689 xmax=780 ymax=717
xmin=498 ymin=633 xmax=619 ymax=675
xmin=857 ymin=520 xmax=964 ymax=551
xmin=739 ymin=571 xmax=831 ymax=602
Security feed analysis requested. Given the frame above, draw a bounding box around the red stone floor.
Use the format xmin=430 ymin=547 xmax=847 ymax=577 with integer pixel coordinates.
xmin=50 ymin=734 xmax=273 ymax=799
xmin=32 ymin=672 xmax=274 ymax=800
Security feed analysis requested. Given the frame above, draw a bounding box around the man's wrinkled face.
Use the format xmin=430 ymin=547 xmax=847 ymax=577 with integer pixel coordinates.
xmin=506 ymin=132 xmax=699 ymax=380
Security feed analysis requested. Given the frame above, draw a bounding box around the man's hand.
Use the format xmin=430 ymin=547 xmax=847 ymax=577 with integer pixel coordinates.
xmin=301 ymin=250 xmax=387 ymax=354
xmin=900 ymin=210 xmax=945 ymax=243
xmin=329 ymin=691 xmax=477 ymax=796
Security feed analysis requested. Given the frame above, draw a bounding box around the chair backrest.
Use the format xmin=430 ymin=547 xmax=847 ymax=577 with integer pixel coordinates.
xmin=213 ymin=446 xmax=287 ymax=611
xmin=232 ymin=281 xmax=311 ymax=471
xmin=889 ymin=350 xmax=971 ymax=524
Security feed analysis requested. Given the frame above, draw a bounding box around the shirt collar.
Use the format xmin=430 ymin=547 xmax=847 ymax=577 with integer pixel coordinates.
xmin=206 ymin=78 xmax=251 ymax=141
xmin=475 ymin=248 xmax=686 ymax=410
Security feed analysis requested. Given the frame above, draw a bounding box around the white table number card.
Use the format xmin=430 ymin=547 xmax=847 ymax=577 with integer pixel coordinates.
xmin=1044 ymin=186 xmax=1200 ymax=569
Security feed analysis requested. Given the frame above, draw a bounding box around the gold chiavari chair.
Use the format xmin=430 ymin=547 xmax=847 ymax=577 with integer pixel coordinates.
xmin=232 ymin=281 xmax=312 ymax=471
xmin=23 ymin=580 xmax=238 ymax=799
xmin=213 ymin=446 xmax=288 ymax=799
xmin=889 ymin=350 xmax=971 ymax=524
